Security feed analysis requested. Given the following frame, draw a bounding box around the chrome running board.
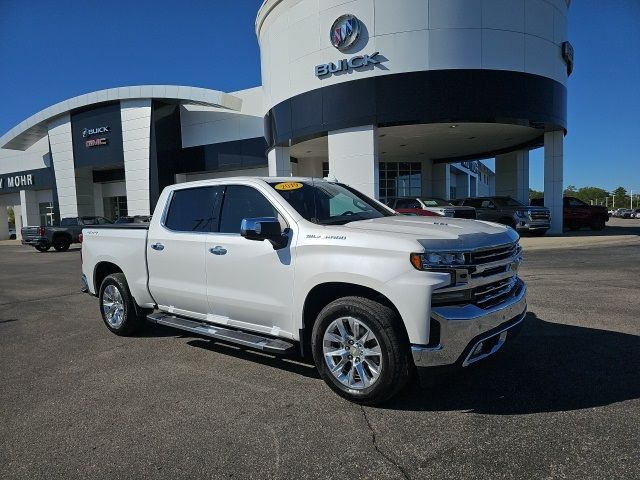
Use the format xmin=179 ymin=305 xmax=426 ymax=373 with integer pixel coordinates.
xmin=147 ymin=312 xmax=295 ymax=355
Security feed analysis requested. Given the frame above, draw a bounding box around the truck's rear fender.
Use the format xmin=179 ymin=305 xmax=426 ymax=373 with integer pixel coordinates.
xmin=82 ymin=228 xmax=155 ymax=308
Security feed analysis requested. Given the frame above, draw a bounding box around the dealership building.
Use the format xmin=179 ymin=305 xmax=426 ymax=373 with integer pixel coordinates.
xmin=0 ymin=0 xmax=570 ymax=239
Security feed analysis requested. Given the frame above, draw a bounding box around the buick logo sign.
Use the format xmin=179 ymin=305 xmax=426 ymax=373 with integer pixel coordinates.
xmin=82 ymin=126 xmax=110 ymax=137
xmin=330 ymin=14 xmax=360 ymax=52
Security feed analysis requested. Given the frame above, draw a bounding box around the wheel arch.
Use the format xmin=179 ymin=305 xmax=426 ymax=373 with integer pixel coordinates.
xmin=300 ymin=282 xmax=409 ymax=357
xmin=93 ymin=261 xmax=123 ymax=293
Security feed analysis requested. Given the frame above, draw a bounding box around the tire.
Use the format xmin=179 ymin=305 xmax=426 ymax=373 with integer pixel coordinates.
xmin=529 ymin=229 xmax=547 ymax=236
xmin=34 ymin=244 xmax=51 ymax=252
xmin=311 ymin=296 xmax=412 ymax=405
xmin=568 ymin=223 xmax=581 ymax=231
xmin=99 ymin=273 xmax=146 ymax=336
xmin=53 ymin=236 xmax=71 ymax=252
xmin=590 ymin=216 xmax=606 ymax=231
xmin=500 ymin=217 xmax=517 ymax=229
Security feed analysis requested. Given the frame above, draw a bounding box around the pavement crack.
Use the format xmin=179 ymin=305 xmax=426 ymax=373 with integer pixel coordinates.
xmin=360 ymin=405 xmax=411 ymax=480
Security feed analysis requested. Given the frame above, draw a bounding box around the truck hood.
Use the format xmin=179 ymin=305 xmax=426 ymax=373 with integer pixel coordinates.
xmin=345 ymin=216 xmax=519 ymax=250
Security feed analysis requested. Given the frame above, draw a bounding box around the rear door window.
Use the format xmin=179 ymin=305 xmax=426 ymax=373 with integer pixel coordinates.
xmin=164 ymin=186 xmax=223 ymax=232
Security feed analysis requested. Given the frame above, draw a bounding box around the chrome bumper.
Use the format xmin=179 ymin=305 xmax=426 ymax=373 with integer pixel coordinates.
xmin=411 ymin=278 xmax=527 ymax=367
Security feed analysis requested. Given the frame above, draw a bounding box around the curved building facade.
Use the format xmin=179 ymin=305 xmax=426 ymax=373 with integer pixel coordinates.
xmin=258 ymin=0 xmax=571 ymax=232
xmin=0 ymin=0 xmax=571 ymax=239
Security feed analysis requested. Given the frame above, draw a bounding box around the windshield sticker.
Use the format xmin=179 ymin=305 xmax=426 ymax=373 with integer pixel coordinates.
xmin=275 ymin=182 xmax=303 ymax=191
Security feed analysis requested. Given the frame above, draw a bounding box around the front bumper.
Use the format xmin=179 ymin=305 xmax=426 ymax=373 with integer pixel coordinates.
xmin=515 ymin=221 xmax=550 ymax=231
xmin=411 ymin=278 xmax=527 ymax=367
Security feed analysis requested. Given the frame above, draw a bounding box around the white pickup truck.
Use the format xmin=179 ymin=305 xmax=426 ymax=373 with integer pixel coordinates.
xmin=81 ymin=177 xmax=526 ymax=404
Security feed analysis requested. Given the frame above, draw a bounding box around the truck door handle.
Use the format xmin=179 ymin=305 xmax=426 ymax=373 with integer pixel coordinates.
xmin=151 ymin=243 xmax=165 ymax=251
xmin=209 ymin=246 xmax=227 ymax=255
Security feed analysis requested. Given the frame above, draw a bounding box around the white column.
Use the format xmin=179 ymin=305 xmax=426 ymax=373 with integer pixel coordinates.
xmin=495 ymin=150 xmax=530 ymax=204
xmin=544 ymin=131 xmax=564 ymax=234
xmin=93 ymin=183 xmax=104 ymax=217
xmin=48 ymin=114 xmax=78 ymax=218
xmin=328 ymin=125 xmax=379 ymax=199
xmin=14 ymin=205 xmax=23 ymax=240
xmin=0 ymin=207 xmax=9 ymax=240
xmin=20 ymin=190 xmax=40 ymax=226
xmin=121 ymin=99 xmax=152 ymax=216
xmin=431 ymin=163 xmax=451 ymax=199
xmin=267 ymin=146 xmax=292 ymax=176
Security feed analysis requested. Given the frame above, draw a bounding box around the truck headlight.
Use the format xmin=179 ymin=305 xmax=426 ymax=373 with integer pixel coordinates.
xmin=410 ymin=251 xmax=468 ymax=270
xmin=516 ymin=210 xmax=530 ymax=218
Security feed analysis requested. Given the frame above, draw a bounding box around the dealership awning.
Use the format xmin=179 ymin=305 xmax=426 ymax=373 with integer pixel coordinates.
xmin=0 ymin=85 xmax=243 ymax=151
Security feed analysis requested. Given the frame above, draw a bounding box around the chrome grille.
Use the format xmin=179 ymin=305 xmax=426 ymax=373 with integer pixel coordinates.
xmin=474 ymin=277 xmax=518 ymax=307
xmin=471 ymin=242 xmax=519 ymax=265
xmin=530 ymin=211 xmax=550 ymax=221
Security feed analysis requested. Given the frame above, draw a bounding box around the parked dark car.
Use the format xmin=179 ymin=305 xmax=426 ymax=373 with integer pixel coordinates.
xmin=21 ymin=216 xmax=112 ymax=252
xmin=454 ymin=196 xmax=551 ymax=235
xmin=531 ymin=196 xmax=609 ymax=231
xmin=114 ymin=215 xmax=151 ymax=224
xmin=386 ymin=197 xmax=476 ymax=218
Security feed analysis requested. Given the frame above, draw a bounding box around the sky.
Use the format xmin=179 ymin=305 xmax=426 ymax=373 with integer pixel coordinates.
xmin=0 ymin=0 xmax=638 ymax=192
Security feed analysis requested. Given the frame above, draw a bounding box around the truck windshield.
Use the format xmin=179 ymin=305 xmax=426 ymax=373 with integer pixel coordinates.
xmin=268 ymin=180 xmax=394 ymax=225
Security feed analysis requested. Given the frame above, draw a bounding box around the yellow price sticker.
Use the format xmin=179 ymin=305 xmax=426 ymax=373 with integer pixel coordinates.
xmin=274 ymin=182 xmax=304 ymax=191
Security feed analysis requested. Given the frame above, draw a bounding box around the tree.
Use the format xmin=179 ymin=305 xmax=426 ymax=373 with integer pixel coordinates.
xmin=574 ymin=187 xmax=610 ymax=205
xmin=612 ymin=186 xmax=630 ymax=209
xmin=564 ymin=185 xmax=577 ymax=195
xmin=7 ymin=207 xmax=15 ymax=228
xmin=529 ymin=188 xmax=544 ymax=200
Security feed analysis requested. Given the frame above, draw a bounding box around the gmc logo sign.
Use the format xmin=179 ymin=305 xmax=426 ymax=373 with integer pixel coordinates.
xmin=86 ymin=138 xmax=108 ymax=147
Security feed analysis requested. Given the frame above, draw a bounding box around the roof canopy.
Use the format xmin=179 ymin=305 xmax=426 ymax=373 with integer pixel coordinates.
xmin=0 ymin=85 xmax=242 ymax=151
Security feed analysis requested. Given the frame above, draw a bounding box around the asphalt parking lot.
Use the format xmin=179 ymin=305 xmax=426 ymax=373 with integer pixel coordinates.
xmin=1 ymin=229 xmax=639 ymax=479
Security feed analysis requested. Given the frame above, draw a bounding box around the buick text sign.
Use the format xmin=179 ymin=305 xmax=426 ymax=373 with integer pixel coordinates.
xmin=315 ymin=52 xmax=381 ymax=78
xmin=83 ymin=126 xmax=111 ymax=148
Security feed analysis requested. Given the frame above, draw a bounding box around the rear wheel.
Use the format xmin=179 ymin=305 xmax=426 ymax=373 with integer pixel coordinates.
xmin=53 ymin=236 xmax=71 ymax=252
xmin=590 ymin=216 xmax=606 ymax=231
xmin=311 ymin=296 xmax=412 ymax=405
xmin=99 ymin=273 xmax=146 ymax=336
xmin=34 ymin=244 xmax=50 ymax=252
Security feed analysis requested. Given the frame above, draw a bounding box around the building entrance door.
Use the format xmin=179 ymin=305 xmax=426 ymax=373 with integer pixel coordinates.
xmin=103 ymin=196 xmax=128 ymax=221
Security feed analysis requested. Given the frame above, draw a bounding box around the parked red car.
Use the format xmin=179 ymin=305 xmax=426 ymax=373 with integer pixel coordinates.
xmin=531 ymin=196 xmax=609 ymax=231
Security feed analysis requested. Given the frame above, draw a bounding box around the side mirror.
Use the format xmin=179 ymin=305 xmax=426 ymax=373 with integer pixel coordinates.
xmin=240 ymin=217 xmax=287 ymax=248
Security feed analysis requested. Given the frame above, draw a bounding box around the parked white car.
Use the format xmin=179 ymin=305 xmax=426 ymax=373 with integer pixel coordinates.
xmin=81 ymin=177 xmax=526 ymax=404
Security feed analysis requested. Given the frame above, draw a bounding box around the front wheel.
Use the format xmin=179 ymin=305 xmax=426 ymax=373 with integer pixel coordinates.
xmin=34 ymin=244 xmax=50 ymax=252
xmin=99 ymin=273 xmax=146 ymax=336
xmin=311 ymin=296 xmax=412 ymax=405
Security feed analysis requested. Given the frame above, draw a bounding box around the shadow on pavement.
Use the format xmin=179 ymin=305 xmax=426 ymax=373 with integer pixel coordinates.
xmin=387 ymin=312 xmax=640 ymax=414
xmin=187 ymin=338 xmax=320 ymax=379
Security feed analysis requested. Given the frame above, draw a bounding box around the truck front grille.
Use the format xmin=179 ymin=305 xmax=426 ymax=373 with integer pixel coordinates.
xmin=531 ymin=212 xmax=550 ymax=221
xmin=474 ymin=277 xmax=519 ymax=307
xmin=471 ymin=242 xmax=519 ymax=264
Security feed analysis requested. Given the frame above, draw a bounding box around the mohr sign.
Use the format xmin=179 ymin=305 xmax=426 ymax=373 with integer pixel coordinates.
xmin=0 ymin=174 xmax=34 ymax=190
